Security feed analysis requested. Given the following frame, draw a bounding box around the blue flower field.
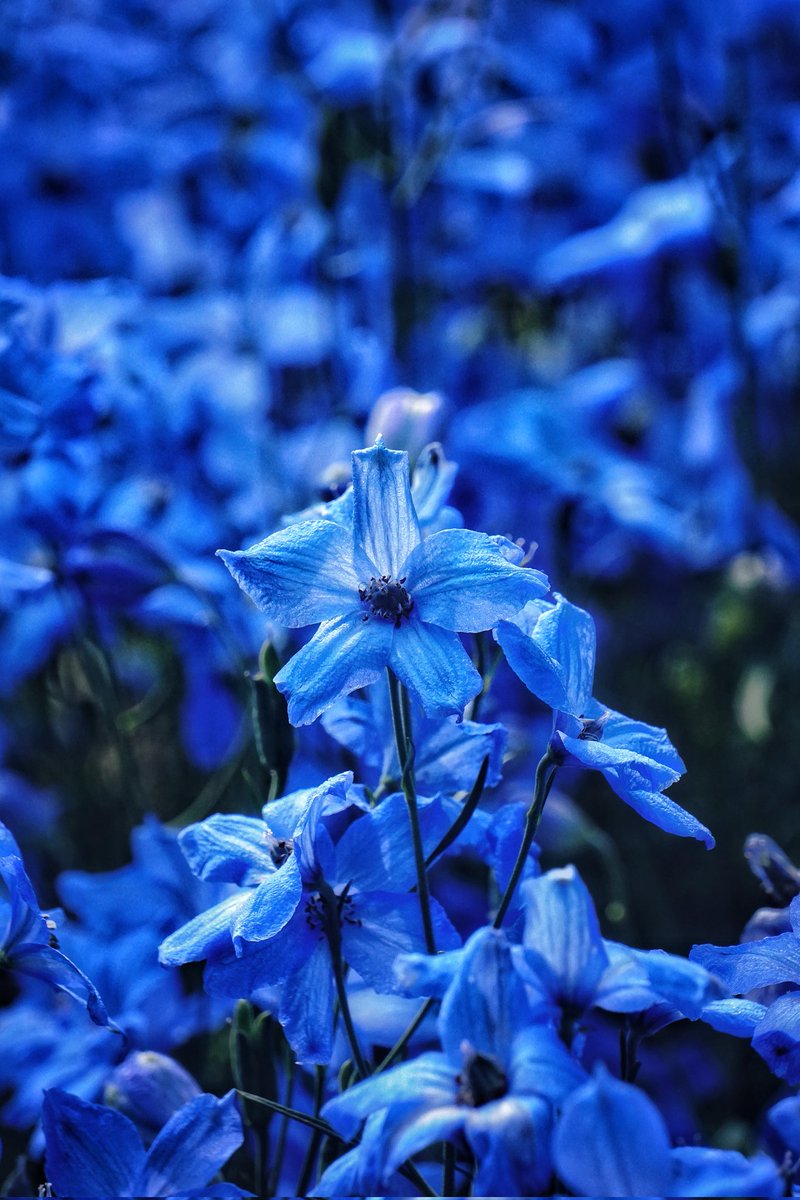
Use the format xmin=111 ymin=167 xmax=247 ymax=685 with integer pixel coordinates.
xmin=2 ymin=1 xmax=800 ymax=1195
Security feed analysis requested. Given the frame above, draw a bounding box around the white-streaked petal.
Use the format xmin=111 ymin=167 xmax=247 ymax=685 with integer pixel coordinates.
xmin=351 ymin=440 xmax=420 ymax=578
xmin=389 ymin=619 xmax=481 ymax=719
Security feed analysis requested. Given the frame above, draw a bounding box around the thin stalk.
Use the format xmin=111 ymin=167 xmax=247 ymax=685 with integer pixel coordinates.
xmin=375 ymin=996 xmax=436 ymax=1074
xmin=443 ymin=1141 xmax=456 ymax=1196
xmin=266 ymin=1058 xmax=295 ymax=1196
xmin=493 ymin=751 xmax=558 ymax=929
xmin=319 ymin=880 xmax=369 ymax=1079
xmin=387 ymin=669 xmax=436 ymax=954
xmin=296 ymin=1065 xmax=326 ymax=1196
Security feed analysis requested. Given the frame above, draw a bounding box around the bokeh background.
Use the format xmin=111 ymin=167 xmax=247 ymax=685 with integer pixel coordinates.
xmin=2 ymin=0 xmax=800 ymax=1174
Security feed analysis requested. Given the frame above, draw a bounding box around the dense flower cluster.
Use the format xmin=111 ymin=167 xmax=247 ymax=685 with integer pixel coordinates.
xmin=1 ymin=0 xmax=799 ymax=1196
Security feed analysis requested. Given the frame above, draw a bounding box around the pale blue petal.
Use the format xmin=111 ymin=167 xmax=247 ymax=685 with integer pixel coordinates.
xmin=439 ymin=928 xmax=531 ymax=1065
xmin=670 ymin=1147 xmax=782 ymax=1198
xmin=393 ymin=948 xmax=465 ymax=998
xmin=495 ymin=593 xmax=595 ymax=714
xmin=768 ymin=1094 xmax=800 ymax=1153
xmin=690 ymin=931 xmax=800 ymax=991
xmin=509 ymin=1025 xmax=587 ymax=1102
xmin=178 ymin=815 xmax=274 ymax=884
xmin=278 ymin=939 xmax=336 ymax=1065
xmin=232 ymin=853 xmax=303 ymax=949
xmin=385 ymin=1105 xmax=466 ymax=1172
xmin=217 ymin=520 xmax=358 ymax=626
xmin=322 ymin=1052 xmax=454 ymax=1140
xmin=389 ymin=619 xmax=481 ymax=718
xmin=345 ymin=893 xmax=459 ymax=993
xmin=701 ymin=998 xmax=767 ymax=1037
xmin=599 ymin=701 xmax=687 ymax=774
xmin=404 ymin=529 xmax=548 ymax=632
xmin=520 ymin=867 xmax=609 ymax=1010
xmin=351 ymin=440 xmax=420 ymax=577
xmin=467 ymin=1096 xmax=553 ymax=1198
xmin=158 ymin=892 xmax=249 ymax=966
xmin=419 ymin=717 xmax=507 ymax=792
xmin=553 ymin=1067 xmax=672 ymax=1197
xmin=140 ymin=1091 xmax=243 ymax=1196
xmin=205 ymin=910 xmax=313 ymax=995
xmin=606 ymin=944 xmax=724 ymax=1018
xmin=275 ymin=612 xmax=393 ymax=726
xmin=43 ymin=1089 xmax=145 ymax=1198
xmin=560 ymin=733 xmax=713 ymax=848
xmin=335 ymin=792 xmax=452 ymax=893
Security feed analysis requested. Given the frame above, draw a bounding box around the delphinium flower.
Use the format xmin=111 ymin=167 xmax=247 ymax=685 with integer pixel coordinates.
xmin=0 ymin=821 xmax=110 ymax=1027
xmin=41 ymin=1087 xmax=245 ymax=1199
xmin=319 ymin=927 xmax=585 ymax=1196
xmin=159 ymin=773 xmax=460 ymax=1065
xmin=495 ymin=591 xmax=714 ymax=847
xmin=218 ymin=438 xmax=548 ymax=726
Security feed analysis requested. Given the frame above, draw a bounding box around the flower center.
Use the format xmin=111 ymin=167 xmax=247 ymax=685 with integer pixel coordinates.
xmin=359 ymin=575 xmax=413 ymax=627
xmin=578 ymin=710 xmax=610 ymax=742
xmin=455 ymin=1049 xmax=508 ymax=1108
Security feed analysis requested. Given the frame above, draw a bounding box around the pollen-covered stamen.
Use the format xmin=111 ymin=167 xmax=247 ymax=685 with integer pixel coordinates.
xmin=455 ymin=1045 xmax=508 ymax=1108
xmin=358 ymin=574 xmax=414 ymax=627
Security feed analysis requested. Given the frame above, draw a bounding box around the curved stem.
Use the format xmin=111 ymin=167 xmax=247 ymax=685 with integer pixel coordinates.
xmin=387 ymin=670 xmax=436 ymax=954
xmin=493 ymin=751 xmax=558 ymax=929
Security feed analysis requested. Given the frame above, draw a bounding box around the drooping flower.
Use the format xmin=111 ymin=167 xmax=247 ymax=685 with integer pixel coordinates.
xmin=495 ymin=593 xmax=714 ymax=847
xmin=218 ymin=439 xmax=548 ymax=725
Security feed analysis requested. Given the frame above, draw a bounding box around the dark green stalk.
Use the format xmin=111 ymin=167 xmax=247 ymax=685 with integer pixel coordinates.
xmin=387 ymin=669 xmax=436 ymax=954
xmin=425 ymin=755 xmax=488 ymax=868
xmin=493 ymin=750 xmax=558 ymax=929
xmin=296 ymin=1066 xmax=326 ymax=1196
xmin=266 ymin=1058 xmax=295 ymax=1195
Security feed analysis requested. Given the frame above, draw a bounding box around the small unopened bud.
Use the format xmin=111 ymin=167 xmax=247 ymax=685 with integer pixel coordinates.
xmin=103 ymin=1051 xmax=201 ymax=1143
xmin=744 ymin=834 xmax=800 ymax=904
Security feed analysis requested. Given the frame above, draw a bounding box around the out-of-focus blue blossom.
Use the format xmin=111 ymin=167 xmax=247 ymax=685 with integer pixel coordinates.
xmin=0 ymin=821 xmax=110 ymax=1026
xmin=496 ymin=594 xmax=713 ymax=846
xmin=103 ymin=1051 xmax=202 ymax=1145
xmin=553 ymin=1066 xmax=782 ymax=1198
xmin=42 ymin=1087 xmax=245 ymax=1199
xmin=219 ymin=440 xmax=547 ymax=725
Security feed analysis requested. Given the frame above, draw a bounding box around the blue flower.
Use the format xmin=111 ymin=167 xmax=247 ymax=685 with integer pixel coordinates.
xmin=160 ymin=775 xmax=460 ymax=1064
xmin=0 ymin=822 xmax=110 ymax=1027
xmin=42 ymin=1087 xmax=246 ymax=1199
xmin=218 ymin=439 xmax=548 ymax=725
xmin=495 ymin=593 xmax=714 ymax=847
xmin=321 ymin=928 xmax=584 ymax=1195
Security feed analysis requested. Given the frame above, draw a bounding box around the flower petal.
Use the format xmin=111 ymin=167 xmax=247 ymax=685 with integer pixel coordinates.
xmin=495 ymin=594 xmax=595 ymax=714
xmin=553 ymin=1067 xmax=672 ymax=1197
xmin=278 ymin=938 xmax=336 ymax=1065
xmin=217 ymin=520 xmax=358 ymax=626
xmin=322 ymin=1052 xmax=455 ymax=1140
xmin=439 ymin=928 xmax=530 ymax=1065
xmin=275 ymin=612 xmax=393 ymax=726
xmin=232 ymin=852 xmax=303 ymax=949
xmin=389 ymin=619 xmax=481 ymax=719
xmin=178 ymin=814 xmax=275 ymax=885
xmin=158 ymin=892 xmax=249 ymax=966
xmin=351 ymin=439 xmax=420 ymax=577
xmin=406 ymin=529 xmax=548 ymax=632
xmin=345 ymin=893 xmax=459 ymax=993
xmin=140 ymin=1090 xmax=243 ymax=1196
xmin=43 ymin=1088 xmax=146 ymax=1198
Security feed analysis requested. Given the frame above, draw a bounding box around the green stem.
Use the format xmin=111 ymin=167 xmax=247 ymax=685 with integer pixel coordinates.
xmin=319 ymin=880 xmax=369 ymax=1079
xmin=266 ymin=1058 xmax=295 ymax=1195
xmin=296 ymin=1065 xmax=326 ymax=1196
xmin=387 ymin=670 xmax=436 ymax=954
xmin=493 ymin=750 xmax=558 ymax=929
xmin=375 ymin=996 xmax=436 ymax=1074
